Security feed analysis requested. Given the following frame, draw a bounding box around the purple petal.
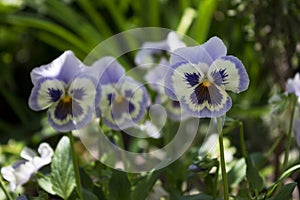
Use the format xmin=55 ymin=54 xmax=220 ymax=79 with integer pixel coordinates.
xmin=170 ymin=36 xmax=227 ymax=66
xmin=30 ymin=51 xmax=83 ymax=85
xmin=209 ymin=55 xmax=249 ymax=93
xmin=47 ymin=103 xmax=93 ymax=132
xmin=28 ymin=78 xmax=65 ymax=111
xmin=144 ymin=58 xmax=170 ymax=93
xmin=166 ymin=31 xmax=186 ymax=51
xmin=135 ymin=40 xmax=169 ymax=66
xmin=181 ymin=93 xmax=232 ymax=118
xmin=286 ymin=73 xmax=300 ymax=98
xmin=91 ymin=56 xmax=125 ymax=84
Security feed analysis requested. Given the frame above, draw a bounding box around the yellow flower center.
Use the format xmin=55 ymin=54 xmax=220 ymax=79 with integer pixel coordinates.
xmin=62 ymin=95 xmax=72 ymax=103
xmin=202 ymin=80 xmax=211 ymax=87
xmin=115 ymin=96 xmax=124 ymax=104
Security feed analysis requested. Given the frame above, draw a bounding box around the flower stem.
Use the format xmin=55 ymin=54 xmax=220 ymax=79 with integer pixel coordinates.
xmin=283 ymin=95 xmax=297 ymax=171
xmin=67 ymin=132 xmax=83 ymax=200
xmin=217 ymin=117 xmax=229 ymax=200
xmin=0 ymin=179 xmax=12 ymax=200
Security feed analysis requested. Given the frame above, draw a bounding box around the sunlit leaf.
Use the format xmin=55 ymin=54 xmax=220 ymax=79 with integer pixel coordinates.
xmin=51 ymin=136 xmax=75 ymax=200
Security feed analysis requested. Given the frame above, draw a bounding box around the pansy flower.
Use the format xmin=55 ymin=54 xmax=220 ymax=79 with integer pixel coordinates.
xmin=135 ymin=32 xmax=186 ymax=68
xmin=165 ymin=36 xmax=249 ymax=118
xmin=1 ymin=143 xmax=53 ymax=191
xmin=145 ymin=59 xmax=190 ymax=121
xmin=28 ymin=51 xmax=97 ymax=132
xmin=94 ymin=57 xmax=149 ymax=130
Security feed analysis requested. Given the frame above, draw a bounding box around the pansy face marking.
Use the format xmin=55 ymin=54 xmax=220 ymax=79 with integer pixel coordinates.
xmin=165 ymin=37 xmax=249 ymax=118
xmin=28 ymin=51 xmax=97 ymax=132
xmin=93 ymin=57 xmax=149 ymax=130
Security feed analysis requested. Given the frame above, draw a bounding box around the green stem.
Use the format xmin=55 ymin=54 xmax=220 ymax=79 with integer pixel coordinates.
xmin=212 ymin=164 xmax=219 ymax=200
xmin=0 ymin=179 xmax=12 ymax=200
xmin=283 ymin=95 xmax=298 ymax=170
xmin=258 ymin=133 xmax=285 ymax=168
xmin=217 ymin=117 xmax=229 ymax=200
xmin=239 ymin=122 xmax=247 ymax=159
xmin=67 ymin=132 xmax=83 ymax=200
xmin=114 ymin=131 xmax=128 ymax=170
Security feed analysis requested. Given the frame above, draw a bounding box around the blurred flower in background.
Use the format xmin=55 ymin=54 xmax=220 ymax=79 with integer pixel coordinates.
xmin=1 ymin=143 xmax=53 ymax=191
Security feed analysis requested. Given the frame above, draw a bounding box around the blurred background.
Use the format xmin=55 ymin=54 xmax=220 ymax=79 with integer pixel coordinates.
xmin=0 ymin=0 xmax=299 ymax=155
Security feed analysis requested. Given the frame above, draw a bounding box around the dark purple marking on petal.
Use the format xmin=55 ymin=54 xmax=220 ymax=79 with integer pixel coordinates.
xmin=184 ymin=72 xmax=201 ymax=87
xmin=54 ymin=98 xmax=83 ymax=120
xmin=71 ymin=88 xmax=86 ymax=100
xmin=107 ymin=93 xmax=116 ymax=105
xmin=128 ymin=101 xmax=135 ymax=113
xmin=125 ymin=90 xmax=133 ymax=98
xmin=12 ymin=160 xmax=26 ymax=169
xmin=190 ymin=83 xmax=223 ymax=106
xmin=48 ymin=88 xmax=62 ymax=102
xmin=211 ymin=68 xmax=228 ymax=85
xmin=172 ymin=101 xmax=180 ymax=108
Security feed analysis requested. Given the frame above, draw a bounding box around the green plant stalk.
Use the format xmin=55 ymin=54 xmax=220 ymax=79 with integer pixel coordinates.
xmin=239 ymin=122 xmax=247 ymax=159
xmin=67 ymin=132 xmax=83 ymax=200
xmin=258 ymin=133 xmax=285 ymax=168
xmin=176 ymin=7 xmax=196 ymax=36
xmin=212 ymin=164 xmax=219 ymax=200
xmin=217 ymin=117 xmax=229 ymax=200
xmin=114 ymin=131 xmax=129 ymax=170
xmin=0 ymin=179 xmax=12 ymax=200
xmin=283 ymin=95 xmax=298 ymax=171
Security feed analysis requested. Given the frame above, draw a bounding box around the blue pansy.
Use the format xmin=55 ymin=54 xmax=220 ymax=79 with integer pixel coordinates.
xmin=165 ymin=36 xmax=250 ymax=118
xmin=93 ymin=57 xmax=149 ymax=130
xmin=135 ymin=31 xmax=186 ymax=68
xmin=28 ymin=51 xmax=97 ymax=132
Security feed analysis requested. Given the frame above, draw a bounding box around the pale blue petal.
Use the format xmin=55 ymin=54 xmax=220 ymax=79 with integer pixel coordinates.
xmin=91 ymin=56 xmax=125 ymax=84
xmin=135 ymin=40 xmax=169 ymax=66
xmin=209 ymin=55 xmax=249 ymax=93
xmin=144 ymin=58 xmax=170 ymax=93
xmin=170 ymin=36 xmax=227 ymax=66
xmin=28 ymin=78 xmax=65 ymax=111
xmin=30 ymin=51 xmax=83 ymax=85
xmin=166 ymin=31 xmax=186 ymax=51
xmin=286 ymin=73 xmax=300 ymax=98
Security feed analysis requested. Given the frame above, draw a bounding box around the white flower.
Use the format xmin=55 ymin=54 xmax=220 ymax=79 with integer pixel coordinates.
xmin=1 ymin=143 xmax=53 ymax=191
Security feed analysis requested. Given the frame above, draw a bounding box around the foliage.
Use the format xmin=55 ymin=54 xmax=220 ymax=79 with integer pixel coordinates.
xmin=0 ymin=0 xmax=300 ymax=200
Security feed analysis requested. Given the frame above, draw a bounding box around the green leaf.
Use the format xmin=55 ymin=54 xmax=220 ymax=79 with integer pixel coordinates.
xmin=246 ymin=155 xmax=264 ymax=192
xmin=130 ymin=171 xmax=161 ymax=200
xmin=36 ymin=173 xmax=56 ymax=195
xmin=50 ymin=136 xmax=76 ymax=200
xmin=267 ymin=164 xmax=300 ymax=196
xmin=82 ymin=188 xmax=99 ymax=200
xmin=108 ymin=170 xmax=131 ymax=200
xmin=227 ymin=158 xmax=246 ymax=187
xmin=93 ymin=186 xmax=107 ymax=200
xmin=268 ymin=183 xmax=297 ymax=200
